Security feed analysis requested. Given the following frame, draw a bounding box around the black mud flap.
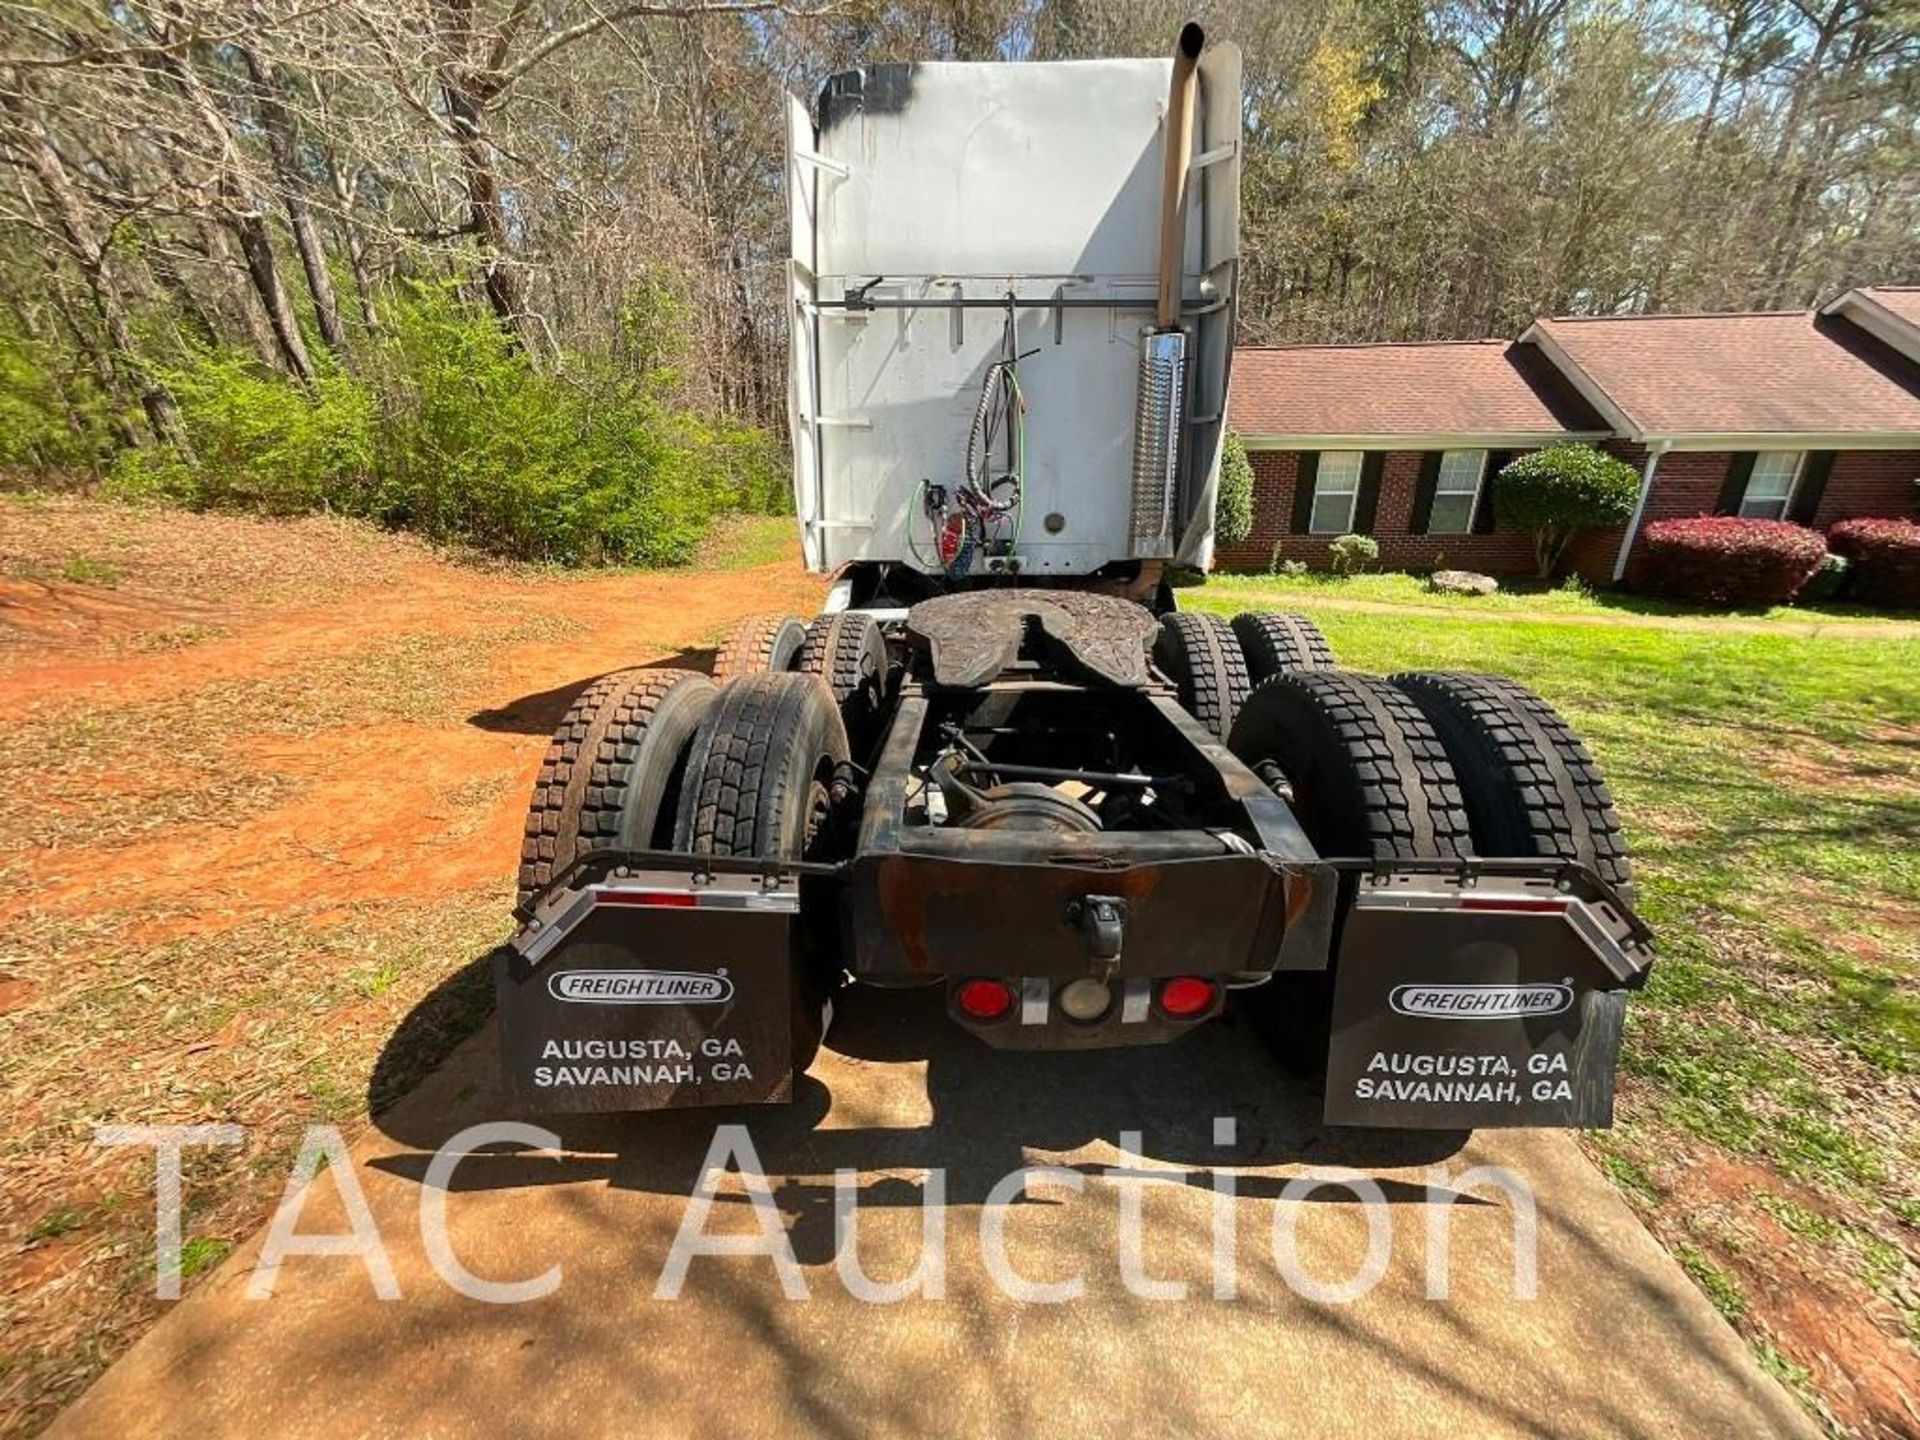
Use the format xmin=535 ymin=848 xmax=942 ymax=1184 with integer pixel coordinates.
xmin=1323 ymin=873 xmax=1652 ymax=1129
xmin=497 ymin=871 xmax=801 ymax=1112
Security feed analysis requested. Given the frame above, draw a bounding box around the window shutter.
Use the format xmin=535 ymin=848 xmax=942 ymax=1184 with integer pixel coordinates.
xmin=1289 ymin=452 xmax=1320 ymax=534
xmin=1353 ymin=452 xmax=1385 ymax=533
xmin=1475 ymin=450 xmax=1512 ymax=534
xmin=1716 ymin=454 xmax=1756 ymax=515
xmin=1787 ymin=452 xmax=1834 ymax=524
xmin=1409 ymin=452 xmax=1442 ymax=534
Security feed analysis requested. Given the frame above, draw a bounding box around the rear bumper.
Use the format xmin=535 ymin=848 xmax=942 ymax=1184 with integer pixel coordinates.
xmin=851 ymin=845 xmax=1325 ymax=980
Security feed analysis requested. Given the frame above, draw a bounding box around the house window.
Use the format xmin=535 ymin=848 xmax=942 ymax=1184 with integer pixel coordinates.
xmin=1309 ymin=451 xmax=1364 ymax=534
xmin=1428 ymin=449 xmax=1487 ymax=534
xmin=1739 ymin=452 xmax=1802 ymax=520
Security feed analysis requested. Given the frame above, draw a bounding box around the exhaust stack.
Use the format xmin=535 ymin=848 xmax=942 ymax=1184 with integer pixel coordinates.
xmin=1156 ymin=22 xmax=1204 ymax=330
xmin=1129 ymin=22 xmax=1205 ymax=554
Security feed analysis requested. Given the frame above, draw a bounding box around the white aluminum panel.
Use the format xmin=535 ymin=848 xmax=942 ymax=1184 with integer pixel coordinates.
xmin=787 ymin=52 xmax=1241 ymax=576
xmin=785 ymin=93 xmax=825 ymax=569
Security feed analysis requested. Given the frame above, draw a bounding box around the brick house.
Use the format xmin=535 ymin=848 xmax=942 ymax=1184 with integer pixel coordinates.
xmin=1222 ymin=289 xmax=1920 ymax=582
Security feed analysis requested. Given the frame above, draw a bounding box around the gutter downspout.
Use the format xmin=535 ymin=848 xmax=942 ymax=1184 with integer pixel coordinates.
xmin=1612 ymin=441 xmax=1670 ymax=583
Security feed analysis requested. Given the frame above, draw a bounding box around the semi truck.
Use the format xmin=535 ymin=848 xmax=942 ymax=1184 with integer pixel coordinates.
xmin=498 ymin=26 xmax=1652 ymax=1130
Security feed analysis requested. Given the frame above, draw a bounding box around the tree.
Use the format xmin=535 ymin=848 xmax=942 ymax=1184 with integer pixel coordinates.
xmin=1495 ymin=445 xmax=1640 ymax=578
xmin=0 ymin=0 xmax=1916 ymax=482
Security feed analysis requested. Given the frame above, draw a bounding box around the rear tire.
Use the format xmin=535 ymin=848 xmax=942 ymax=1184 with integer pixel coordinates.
xmin=517 ymin=669 xmax=716 ymax=914
xmin=1231 ymin=611 xmax=1335 ymax=681
xmin=1228 ymin=669 xmax=1472 ymax=1068
xmin=674 ymin=673 xmax=851 ymax=1070
xmin=1152 ymin=611 xmax=1250 ymax=742
xmin=1391 ymin=671 xmax=1634 ymax=904
xmin=1230 ymin=670 xmax=1473 ymax=863
xmin=712 ymin=613 xmax=808 ymax=679
xmin=797 ymin=611 xmax=890 ymax=753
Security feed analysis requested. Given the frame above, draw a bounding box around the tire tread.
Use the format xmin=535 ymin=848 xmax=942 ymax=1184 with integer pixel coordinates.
xmin=713 ymin=613 xmax=807 ymax=679
xmin=517 ymin=668 xmax=711 ymax=910
xmin=1154 ymin=611 xmax=1252 ymax=742
xmin=1391 ymin=671 xmax=1634 ymax=901
xmin=1232 ymin=610 xmax=1335 ymax=681
xmin=1230 ymin=669 xmax=1472 ymax=861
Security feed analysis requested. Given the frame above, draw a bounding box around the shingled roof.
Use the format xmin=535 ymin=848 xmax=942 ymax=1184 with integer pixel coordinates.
xmin=1863 ymin=288 xmax=1920 ymax=327
xmin=1820 ymin=286 xmax=1920 ymax=366
xmin=1226 ymin=340 xmax=1606 ymax=443
xmin=1521 ymin=310 xmax=1920 ymax=441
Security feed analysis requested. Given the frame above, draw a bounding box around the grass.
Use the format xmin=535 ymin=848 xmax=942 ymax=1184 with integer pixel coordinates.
xmin=1184 ymin=576 xmax=1920 ymax=1435
xmin=24 ymin=1210 xmax=85 ymax=1244
xmin=59 ymin=556 xmax=120 ymax=587
xmin=693 ymin=512 xmax=798 ymax=571
xmin=177 ymin=1238 xmax=232 ymax=1281
xmin=0 ymin=894 xmax=513 ymax=1434
xmin=1202 ymin=568 xmax=1918 ymax=625
xmin=1676 ymin=1242 xmax=1748 ymax=1321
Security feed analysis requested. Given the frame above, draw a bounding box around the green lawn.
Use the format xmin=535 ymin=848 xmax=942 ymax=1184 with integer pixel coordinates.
xmin=1197 ymin=569 xmax=1916 ymax=626
xmin=1186 ymin=577 xmax=1920 ymax=1417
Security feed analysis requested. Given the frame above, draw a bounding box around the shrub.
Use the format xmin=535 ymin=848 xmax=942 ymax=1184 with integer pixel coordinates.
xmin=1640 ymin=517 xmax=1826 ymax=607
xmin=1328 ymin=532 xmax=1378 ymax=575
xmin=1270 ymin=555 xmax=1309 ymax=578
xmin=109 ymin=348 xmax=377 ymax=514
xmin=0 ymin=323 xmax=119 ymax=474
xmin=1828 ymin=518 xmax=1920 ymax=608
xmin=1217 ymin=429 xmax=1254 ymax=545
xmin=1495 ymin=444 xmax=1640 ymax=578
xmin=106 ymin=286 xmax=788 ymax=566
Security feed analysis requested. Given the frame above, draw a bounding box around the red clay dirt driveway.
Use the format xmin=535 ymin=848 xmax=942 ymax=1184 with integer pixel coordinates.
xmin=3 ymin=499 xmax=1814 ymax=1438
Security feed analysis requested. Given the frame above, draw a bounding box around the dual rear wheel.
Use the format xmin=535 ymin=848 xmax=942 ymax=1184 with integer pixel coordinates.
xmin=1148 ymin=610 xmax=1627 ymax=901
xmin=1153 ymin=609 xmax=1333 ymax=742
xmin=1227 ymin=665 xmax=1632 ymax=1066
xmin=1227 ymin=667 xmax=1631 ymax=899
xmin=520 ymin=611 xmax=867 ymax=1072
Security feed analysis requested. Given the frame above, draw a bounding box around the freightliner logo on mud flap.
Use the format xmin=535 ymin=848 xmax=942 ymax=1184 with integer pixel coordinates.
xmin=548 ymin=970 xmax=733 ymax=1004
xmin=1389 ymin=982 xmax=1574 ymax=1019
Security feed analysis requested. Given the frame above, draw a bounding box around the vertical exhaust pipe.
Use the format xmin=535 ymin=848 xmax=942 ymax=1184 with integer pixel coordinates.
xmin=1157 ymin=22 xmax=1204 ymax=330
xmin=1130 ymin=22 xmax=1205 ymax=553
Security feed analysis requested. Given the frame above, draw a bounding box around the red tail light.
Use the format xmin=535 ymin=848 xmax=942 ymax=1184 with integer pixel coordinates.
xmin=1156 ymin=976 xmax=1217 ymax=1019
xmin=597 ymin=890 xmax=699 ymax=908
xmin=955 ymin=978 xmax=1015 ymax=1021
xmin=1460 ymin=896 xmax=1570 ymax=914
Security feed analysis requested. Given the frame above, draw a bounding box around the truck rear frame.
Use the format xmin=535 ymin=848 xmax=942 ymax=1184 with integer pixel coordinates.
xmin=497 ymin=28 xmax=1653 ymax=1133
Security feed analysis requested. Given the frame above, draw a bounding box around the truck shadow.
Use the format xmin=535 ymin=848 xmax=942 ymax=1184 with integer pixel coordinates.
xmin=368 ymin=969 xmax=1472 ymax=1267
xmin=465 ymin=649 xmax=716 ymax=733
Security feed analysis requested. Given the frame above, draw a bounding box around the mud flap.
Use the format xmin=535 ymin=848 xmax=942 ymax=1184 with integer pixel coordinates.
xmin=1323 ymin=877 xmax=1651 ymax=1129
xmin=497 ymin=872 xmax=800 ymax=1112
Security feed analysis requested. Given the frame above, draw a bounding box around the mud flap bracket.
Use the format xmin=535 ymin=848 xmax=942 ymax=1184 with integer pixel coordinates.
xmin=498 ymin=869 xmax=802 ymax=1112
xmin=1323 ymin=870 xmax=1651 ymax=1130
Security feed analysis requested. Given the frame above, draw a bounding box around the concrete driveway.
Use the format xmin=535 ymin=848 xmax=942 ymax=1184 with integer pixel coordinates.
xmin=51 ymin=985 xmax=1814 ymax=1440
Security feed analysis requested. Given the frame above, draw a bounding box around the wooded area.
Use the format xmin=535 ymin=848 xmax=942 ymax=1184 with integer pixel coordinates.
xmin=1 ymin=0 xmax=1913 ymax=552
